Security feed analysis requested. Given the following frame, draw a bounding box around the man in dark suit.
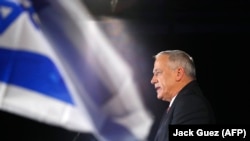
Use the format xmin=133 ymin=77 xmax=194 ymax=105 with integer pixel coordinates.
xmin=151 ymin=50 xmax=215 ymax=141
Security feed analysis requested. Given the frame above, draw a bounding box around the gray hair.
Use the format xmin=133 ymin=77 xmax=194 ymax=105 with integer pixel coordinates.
xmin=154 ymin=50 xmax=196 ymax=79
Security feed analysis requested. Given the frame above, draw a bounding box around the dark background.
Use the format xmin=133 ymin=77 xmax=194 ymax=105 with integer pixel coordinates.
xmin=1 ymin=0 xmax=250 ymax=141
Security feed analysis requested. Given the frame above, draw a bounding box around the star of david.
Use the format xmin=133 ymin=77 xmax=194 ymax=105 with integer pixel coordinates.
xmin=0 ymin=0 xmax=39 ymax=34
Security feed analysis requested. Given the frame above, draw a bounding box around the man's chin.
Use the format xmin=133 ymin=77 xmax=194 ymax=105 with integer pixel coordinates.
xmin=157 ymin=94 xmax=163 ymax=100
xmin=157 ymin=94 xmax=168 ymax=101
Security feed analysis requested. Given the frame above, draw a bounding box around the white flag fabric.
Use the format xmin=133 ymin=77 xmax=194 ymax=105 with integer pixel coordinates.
xmin=0 ymin=0 xmax=153 ymax=141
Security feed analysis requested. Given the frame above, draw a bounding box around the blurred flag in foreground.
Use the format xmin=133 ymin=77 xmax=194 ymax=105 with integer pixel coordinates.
xmin=0 ymin=0 xmax=153 ymax=141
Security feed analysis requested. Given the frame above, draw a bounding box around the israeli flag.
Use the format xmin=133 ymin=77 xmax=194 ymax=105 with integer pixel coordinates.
xmin=0 ymin=0 xmax=153 ymax=141
xmin=0 ymin=0 xmax=95 ymax=134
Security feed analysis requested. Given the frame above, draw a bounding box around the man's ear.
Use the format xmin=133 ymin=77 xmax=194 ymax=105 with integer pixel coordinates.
xmin=176 ymin=67 xmax=184 ymax=81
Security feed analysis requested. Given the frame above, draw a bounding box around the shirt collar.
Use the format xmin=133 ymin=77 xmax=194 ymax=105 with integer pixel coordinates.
xmin=169 ymin=95 xmax=177 ymax=107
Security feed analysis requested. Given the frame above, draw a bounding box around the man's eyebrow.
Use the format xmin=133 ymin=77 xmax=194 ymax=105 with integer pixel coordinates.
xmin=153 ymin=69 xmax=161 ymax=73
xmin=152 ymin=69 xmax=157 ymax=73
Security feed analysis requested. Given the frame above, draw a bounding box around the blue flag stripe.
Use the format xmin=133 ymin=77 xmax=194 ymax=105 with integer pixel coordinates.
xmin=0 ymin=47 xmax=74 ymax=105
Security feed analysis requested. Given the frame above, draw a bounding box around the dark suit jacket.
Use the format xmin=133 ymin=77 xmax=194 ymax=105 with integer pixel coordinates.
xmin=154 ymin=80 xmax=216 ymax=141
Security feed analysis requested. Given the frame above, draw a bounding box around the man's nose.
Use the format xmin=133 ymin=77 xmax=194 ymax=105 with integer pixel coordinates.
xmin=151 ymin=76 xmax=156 ymax=84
